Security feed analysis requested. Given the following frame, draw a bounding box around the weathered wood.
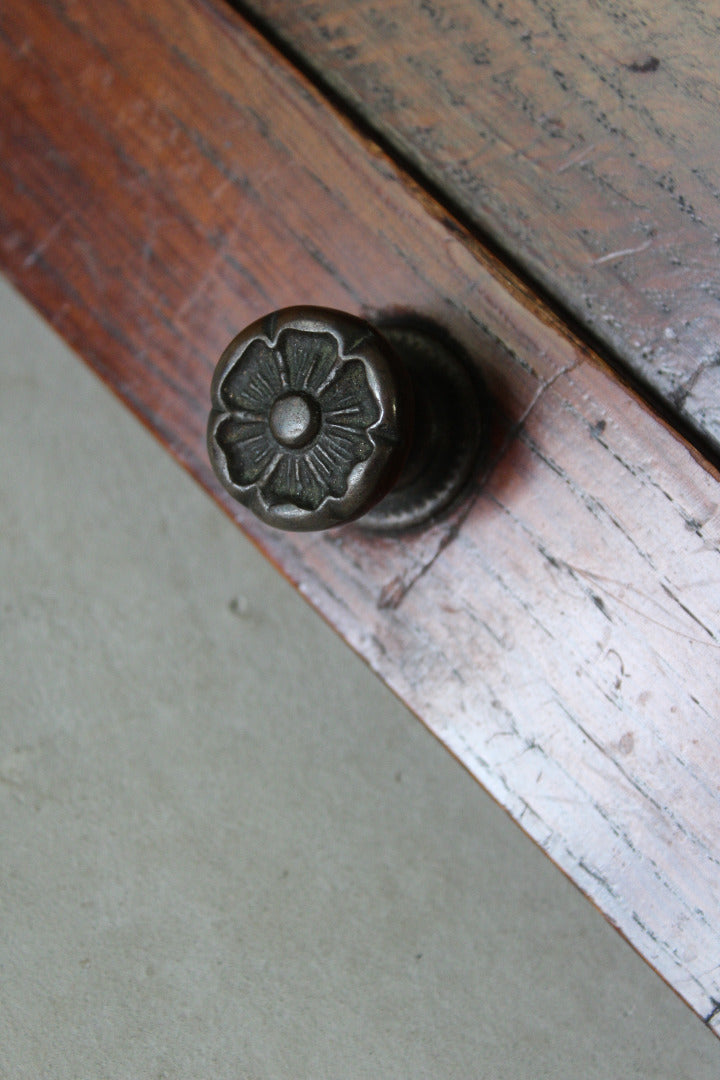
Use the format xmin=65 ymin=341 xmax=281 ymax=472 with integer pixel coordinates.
xmin=2 ymin=0 xmax=720 ymax=1030
xmin=238 ymin=0 xmax=720 ymax=460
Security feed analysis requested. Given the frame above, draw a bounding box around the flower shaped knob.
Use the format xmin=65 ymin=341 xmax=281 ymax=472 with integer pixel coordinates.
xmin=207 ymin=307 xmax=412 ymax=531
xmin=208 ymin=306 xmax=486 ymax=532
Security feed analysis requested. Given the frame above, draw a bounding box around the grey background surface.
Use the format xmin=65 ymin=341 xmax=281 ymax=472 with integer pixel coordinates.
xmin=1 ymin=274 xmax=718 ymax=1077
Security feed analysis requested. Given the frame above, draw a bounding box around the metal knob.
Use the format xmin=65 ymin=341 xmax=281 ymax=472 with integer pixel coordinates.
xmin=207 ymin=307 xmax=485 ymax=532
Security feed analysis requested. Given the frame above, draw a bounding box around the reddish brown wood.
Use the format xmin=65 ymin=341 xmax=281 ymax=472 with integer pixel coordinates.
xmin=239 ymin=0 xmax=720 ymax=460
xmin=2 ymin=0 xmax=720 ymax=1031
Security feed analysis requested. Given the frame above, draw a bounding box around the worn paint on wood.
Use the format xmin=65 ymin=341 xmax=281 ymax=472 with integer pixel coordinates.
xmin=239 ymin=0 xmax=720 ymax=460
xmin=1 ymin=0 xmax=720 ymax=1030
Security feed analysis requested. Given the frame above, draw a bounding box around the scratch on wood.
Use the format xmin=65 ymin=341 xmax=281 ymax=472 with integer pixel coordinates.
xmin=556 ymin=144 xmax=596 ymax=174
xmin=671 ymin=350 xmax=720 ymax=410
xmin=591 ymin=240 xmax=652 ymax=265
xmin=571 ymin=566 xmax=720 ymax=647
xmin=660 ymin=581 xmax=717 ymax=642
xmin=578 ymin=858 xmax=619 ymax=897
xmin=22 ymin=211 xmax=74 ymax=268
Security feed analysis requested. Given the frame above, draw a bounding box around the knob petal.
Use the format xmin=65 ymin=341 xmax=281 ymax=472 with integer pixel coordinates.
xmin=207 ymin=307 xmax=412 ymax=531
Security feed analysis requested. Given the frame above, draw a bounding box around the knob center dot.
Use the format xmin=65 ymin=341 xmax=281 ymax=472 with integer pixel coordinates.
xmin=269 ymin=392 xmax=320 ymax=449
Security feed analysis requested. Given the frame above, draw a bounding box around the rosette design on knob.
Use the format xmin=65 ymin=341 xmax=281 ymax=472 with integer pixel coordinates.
xmin=208 ymin=307 xmax=487 ymax=533
xmin=208 ymin=308 xmax=411 ymax=530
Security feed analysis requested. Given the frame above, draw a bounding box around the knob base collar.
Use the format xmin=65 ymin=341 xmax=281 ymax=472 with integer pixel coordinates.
xmin=361 ymin=320 xmax=487 ymax=532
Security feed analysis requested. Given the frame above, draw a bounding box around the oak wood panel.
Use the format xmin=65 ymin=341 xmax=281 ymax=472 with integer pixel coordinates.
xmin=238 ymin=0 xmax=720 ymax=461
xmin=2 ymin=0 xmax=720 ymax=1030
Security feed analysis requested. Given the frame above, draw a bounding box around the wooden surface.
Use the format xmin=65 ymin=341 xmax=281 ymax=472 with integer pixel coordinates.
xmin=2 ymin=0 xmax=720 ymax=1032
xmin=239 ymin=0 xmax=720 ymax=461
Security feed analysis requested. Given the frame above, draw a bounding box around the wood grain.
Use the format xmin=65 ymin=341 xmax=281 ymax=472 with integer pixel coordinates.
xmin=238 ymin=0 xmax=720 ymax=461
xmin=2 ymin=0 xmax=720 ymax=1031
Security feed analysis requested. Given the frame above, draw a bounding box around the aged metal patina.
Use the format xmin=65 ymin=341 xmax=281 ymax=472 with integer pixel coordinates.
xmin=207 ymin=306 xmax=486 ymax=531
